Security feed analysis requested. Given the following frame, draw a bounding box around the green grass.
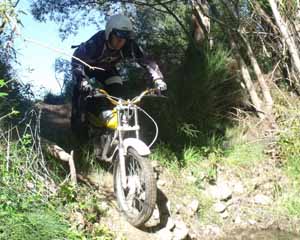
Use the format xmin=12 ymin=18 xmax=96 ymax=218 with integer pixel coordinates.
xmin=150 ymin=143 xmax=180 ymax=171
xmin=274 ymin=92 xmax=300 ymax=217
xmin=0 ymin=128 xmax=114 ymax=240
xmin=222 ymin=142 xmax=265 ymax=167
xmin=276 ymin=107 xmax=300 ymax=217
xmin=276 ymin=97 xmax=300 ymax=181
xmin=278 ymin=122 xmax=300 ymax=180
xmin=0 ymin=208 xmax=81 ymax=240
xmin=283 ymin=195 xmax=300 ymax=217
xmin=277 ymin=182 xmax=300 ymax=217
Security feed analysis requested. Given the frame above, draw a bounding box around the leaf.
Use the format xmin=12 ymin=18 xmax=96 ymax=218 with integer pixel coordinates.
xmin=0 ymin=79 xmax=6 ymax=88
xmin=0 ymin=92 xmax=8 ymax=97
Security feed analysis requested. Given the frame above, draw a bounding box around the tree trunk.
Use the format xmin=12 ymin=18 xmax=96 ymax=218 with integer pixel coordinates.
xmin=240 ymin=31 xmax=273 ymax=115
xmin=268 ymin=0 xmax=300 ymax=77
xmin=230 ymin=40 xmax=264 ymax=118
xmin=295 ymin=0 xmax=300 ymax=35
xmin=191 ymin=0 xmax=211 ymax=46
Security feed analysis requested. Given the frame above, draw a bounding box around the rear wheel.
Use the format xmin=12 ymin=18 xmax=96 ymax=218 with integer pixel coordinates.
xmin=113 ymin=148 xmax=157 ymax=227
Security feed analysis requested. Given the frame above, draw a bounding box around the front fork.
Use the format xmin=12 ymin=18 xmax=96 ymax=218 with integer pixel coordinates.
xmin=118 ymin=145 xmax=127 ymax=189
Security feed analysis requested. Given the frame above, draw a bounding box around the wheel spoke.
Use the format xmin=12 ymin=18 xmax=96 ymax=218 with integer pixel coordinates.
xmin=115 ymin=149 xmax=156 ymax=226
xmin=122 ymin=155 xmax=147 ymax=215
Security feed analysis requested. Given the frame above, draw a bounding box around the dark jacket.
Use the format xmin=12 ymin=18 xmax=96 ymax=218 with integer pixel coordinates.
xmin=72 ymin=30 xmax=163 ymax=81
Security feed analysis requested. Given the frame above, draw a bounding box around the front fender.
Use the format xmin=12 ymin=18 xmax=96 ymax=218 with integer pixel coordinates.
xmin=123 ymin=138 xmax=151 ymax=156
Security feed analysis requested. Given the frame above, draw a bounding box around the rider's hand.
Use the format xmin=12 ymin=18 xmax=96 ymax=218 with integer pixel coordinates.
xmin=81 ymin=80 xmax=93 ymax=93
xmin=154 ymin=79 xmax=167 ymax=91
xmin=73 ymin=65 xmax=86 ymax=77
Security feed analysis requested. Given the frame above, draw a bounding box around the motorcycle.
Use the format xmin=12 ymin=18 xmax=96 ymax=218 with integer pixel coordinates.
xmin=84 ymin=88 xmax=163 ymax=227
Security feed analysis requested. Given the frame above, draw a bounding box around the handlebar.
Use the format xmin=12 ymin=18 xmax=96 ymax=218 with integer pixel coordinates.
xmin=85 ymin=88 xmax=166 ymax=106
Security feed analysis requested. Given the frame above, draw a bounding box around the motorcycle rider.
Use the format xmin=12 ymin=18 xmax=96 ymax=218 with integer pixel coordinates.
xmin=71 ymin=14 xmax=167 ymax=135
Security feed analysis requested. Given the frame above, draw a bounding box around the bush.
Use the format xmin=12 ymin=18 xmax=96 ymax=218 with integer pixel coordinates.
xmin=277 ymin=103 xmax=300 ymax=180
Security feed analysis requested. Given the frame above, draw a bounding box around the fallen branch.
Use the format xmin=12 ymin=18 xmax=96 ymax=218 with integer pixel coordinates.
xmin=42 ymin=138 xmax=77 ymax=185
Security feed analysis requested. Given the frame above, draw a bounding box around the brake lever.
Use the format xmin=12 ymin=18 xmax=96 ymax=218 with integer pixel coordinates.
xmin=154 ymin=88 xmax=168 ymax=99
xmin=84 ymin=89 xmax=106 ymax=100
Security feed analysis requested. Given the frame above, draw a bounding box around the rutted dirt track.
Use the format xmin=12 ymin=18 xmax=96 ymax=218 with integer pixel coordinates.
xmin=38 ymin=103 xmax=300 ymax=240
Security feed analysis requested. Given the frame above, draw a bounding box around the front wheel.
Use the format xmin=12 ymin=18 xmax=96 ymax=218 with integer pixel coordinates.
xmin=113 ymin=148 xmax=157 ymax=227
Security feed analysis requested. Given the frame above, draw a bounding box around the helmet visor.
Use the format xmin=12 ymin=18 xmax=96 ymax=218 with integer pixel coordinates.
xmin=111 ymin=28 xmax=132 ymax=39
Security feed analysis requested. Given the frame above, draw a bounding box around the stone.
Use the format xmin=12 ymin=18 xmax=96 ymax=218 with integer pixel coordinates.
xmin=254 ymin=194 xmax=272 ymax=205
xmin=189 ymin=231 xmax=198 ymax=240
xmin=208 ymin=183 xmax=232 ymax=201
xmin=99 ymin=201 xmax=109 ymax=212
xmin=233 ymin=182 xmax=244 ymax=194
xmin=188 ymin=199 xmax=199 ymax=213
xmin=220 ymin=211 xmax=229 ymax=219
xmin=175 ymin=204 xmax=182 ymax=214
xmin=158 ymin=228 xmax=173 ymax=240
xmin=166 ymin=217 xmax=176 ymax=231
xmin=213 ymin=202 xmax=227 ymax=213
xmin=153 ymin=208 xmax=160 ymax=220
xmin=26 ymin=181 xmax=35 ymax=189
xmin=203 ymin=225 xmax=222 ymax=237
xmin=166 ymin=200 xmax=172 ymax=213
xmin=234 ymin=215 xmax=242 ymax=224
xmin=72 ymin=212 xmax=85 ymax=230
xmin=157 ymin=179 xmax=167 ymax=187
xmin=248 ymin=219 xmax=257 ymax=225
xmin=186 ymin=175 xmax=197 ymax=184
xmin=173 ymin=220 xmax=189 ymax=240
xmin=152 ymin=160 xmax=159 ymax=168
xmin=187 ymin=199 xmax=200 ymax=216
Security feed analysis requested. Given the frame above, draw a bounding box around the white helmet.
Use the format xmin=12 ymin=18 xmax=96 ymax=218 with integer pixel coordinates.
xmin=105 ymin=14 xmax=134 ymax=40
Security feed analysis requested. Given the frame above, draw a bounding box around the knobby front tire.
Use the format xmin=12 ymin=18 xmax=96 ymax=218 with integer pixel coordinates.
xmin=113 ymin=148 xmax=157 ymax=227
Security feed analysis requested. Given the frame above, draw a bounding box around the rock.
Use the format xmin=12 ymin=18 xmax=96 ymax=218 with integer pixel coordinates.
xmin=157 ymin=179 xmax=167 ymax=187
xmin=203 ymin=225 xmax=222 ymax=237
xmin=187 ymin=199 xmax=199 ymax=216
xmin=166 ymin=217 xmax=176 ymax=231
xmin=175 ymin=204 xmax=182 ymax=214
xmin=220 ymin=211 xmax=229 ymax=219
xmin=234 ymin=215 xmax=242 ymax=224
xmin=254 ymin=194 xmax=272 ymax=205
xmin=248 ymin=219 xmax=257 ymax=225
xmin=213 ymin=202 xmax=227 ymax=213
xmin=158 ymin=228 xmax=173 ymax=240
xmin=233 ymin=182 xmax=244 ymax=194
xmin=99 ymin=201 xmax=109 ymax=212
xmin=152 ymin=160 xmax=159 ymax=168
xmin=208 ymin=183 xmax=232 ymax=201
xmin=166 ymin=200 xmax=171 ymax=213
xmin=145 ymin=207 xmax=161 ymax=227
xmin=153 ymin=208 xmax=160 ymax=220
xmin=71 ymin=212 xmax=85 ymax=230
xmin=26 ymin=181 xmax=35 ymax=189
xmin=189 ymin=199 xmax=199 ymax=212
xmin=189 ymin=230 xmax=198 ymax=240
xmin=186 ymin=175 xmax=197 ymax=184
xmin=173 ymin=220 xmax=189 ymax=240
